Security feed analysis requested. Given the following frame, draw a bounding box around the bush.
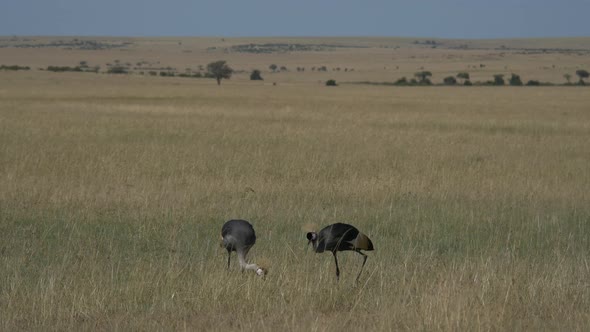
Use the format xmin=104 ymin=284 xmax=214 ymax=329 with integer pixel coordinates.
xmin=509 ymin=73 xmax=523 ymax=86
xmin=394 ymin=77 xmax=408 ymax=85
xmin=250 ymin=69 xmax=263 ymax=80
xmin=420 ymin=78 xmax=432 ymax=85
xmin=457 ymin=72 xmax=470 ymax=81
xmin=443 ymin=76 xmax=457 ymax=85
xmin=0 ymin=65 xmax=30 ymax=71
xmin=526 ymin=80 xmax=540 ymax=86
xmin=464 ymin=80 xmax=473 ymax=86
xmin=493 ymin=74 xmax=505 ymax=85
xmin=47 ymin=66 xmax=83 ymax=72
xmin=159 ymin=71 xmax=174 ymax=77
xmin=107 ymin=66 xmax=128 ymax=74
xmin=575 ymin=69 xmax=589 ymax=84
xmin=325 ymin=79 xmax=337 ymax=86
xmin=178 ymin=73 xmax=203 ymax=78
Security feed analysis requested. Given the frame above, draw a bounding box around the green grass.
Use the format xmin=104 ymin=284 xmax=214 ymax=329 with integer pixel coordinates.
xmin=1 ymin=74 xmax=590 ymax=330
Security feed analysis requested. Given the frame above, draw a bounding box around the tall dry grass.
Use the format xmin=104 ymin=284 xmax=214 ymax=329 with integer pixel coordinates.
xmin=1 ymin=72 xmax=589 ymax=330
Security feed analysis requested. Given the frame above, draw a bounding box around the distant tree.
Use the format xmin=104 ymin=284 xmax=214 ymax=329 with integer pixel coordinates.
xmin=443 ymin=76 xmax=457 ymax=85
xmin=464 ymin=80 xmax=473 ymax=86
xmin=564 ymin=73 xmax=572 ymax=84
xmin=575 ymin=69 xmax=589 ymax=84
xmin=414 ymin=71 xmax=432 ymax=84
xmin=526 ymin=80 xmax=541 ymax=86
xmin=250 ymin=69 xmax=263 ymax=80
xmin=280 ymin=66 xmax=287 ymax=72
xmin=207 ymin=60 xmax=233 ymax=85
xmin=269 ymin=64 xmax=278 ymax=72
xmin=456 ymin=72 xmax=470 ymax=84
xmin=325 ymin=79 xmax=337 ymax=86
xmin=493 ymin=74 xmax=505 ymax=85
xmin=509 ymin=73 xmax=523 ymax=86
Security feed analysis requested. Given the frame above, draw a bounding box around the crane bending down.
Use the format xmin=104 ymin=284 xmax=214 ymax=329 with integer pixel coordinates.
xmin=221 ymin=219 xmax=266 ymax=277
xmin=307 ymin=223 xmax=374 ymax=282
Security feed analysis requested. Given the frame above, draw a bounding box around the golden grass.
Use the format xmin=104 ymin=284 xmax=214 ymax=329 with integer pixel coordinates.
xmin=1 ymin=63 xmax=590 ymax=330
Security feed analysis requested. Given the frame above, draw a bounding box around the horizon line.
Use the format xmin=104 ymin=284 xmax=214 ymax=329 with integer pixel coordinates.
xmin=2 ymin=34 xmax=590 ymax=41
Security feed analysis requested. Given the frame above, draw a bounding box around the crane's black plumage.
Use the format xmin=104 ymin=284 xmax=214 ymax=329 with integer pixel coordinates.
xmin=307 ymin=223 xmax=374 ymax=282
xmin=221 ymin=219 xmax=265 ymax=277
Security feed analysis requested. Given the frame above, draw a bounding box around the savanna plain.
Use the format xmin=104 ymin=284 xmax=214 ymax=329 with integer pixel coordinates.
xmin=1 ymin=37 xmax=590 ymax=331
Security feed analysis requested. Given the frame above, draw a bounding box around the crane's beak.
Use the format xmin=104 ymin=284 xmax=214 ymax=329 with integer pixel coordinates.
xmin=306 ymin=232 xmax=316 ymax=251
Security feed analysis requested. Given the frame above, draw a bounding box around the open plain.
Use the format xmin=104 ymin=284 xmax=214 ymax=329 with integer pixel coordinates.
xmin=1 ymin=36 xmax=590 ymax=330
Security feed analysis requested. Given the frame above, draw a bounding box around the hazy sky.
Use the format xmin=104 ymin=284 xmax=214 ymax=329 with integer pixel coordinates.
xmin=2 ymin=0 xmax=590 ymax=38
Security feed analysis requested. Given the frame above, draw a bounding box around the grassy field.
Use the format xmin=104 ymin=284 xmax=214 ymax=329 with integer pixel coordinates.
xmin=1 ymin=36 xmax=590 ymax=84
xmin=1 ymin=37 xmax=590 ymax=330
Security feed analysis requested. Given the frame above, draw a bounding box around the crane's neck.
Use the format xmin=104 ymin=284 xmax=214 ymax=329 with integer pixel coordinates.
xmin=237 ymin=250 xmax=265 ymax=276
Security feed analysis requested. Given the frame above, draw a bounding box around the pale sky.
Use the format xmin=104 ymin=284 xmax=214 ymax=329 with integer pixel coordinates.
xmin=2 ymin=0 xmax=590 ymax=38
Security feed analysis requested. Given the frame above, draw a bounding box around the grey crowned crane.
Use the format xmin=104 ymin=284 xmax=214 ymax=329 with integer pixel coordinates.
xmin=307 ymin=223 xmax=374 ymax=282
xmin=221 ymin=219 xmax=266 ymax=277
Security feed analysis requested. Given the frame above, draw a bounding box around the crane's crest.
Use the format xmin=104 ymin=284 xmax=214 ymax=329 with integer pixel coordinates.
xmin=301 ymin=223 xmax=318 ymax=233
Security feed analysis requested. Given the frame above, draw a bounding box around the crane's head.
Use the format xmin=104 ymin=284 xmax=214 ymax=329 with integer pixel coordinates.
xmin=306 ymin=232 xmax=318 ymax=249
xmin=255 ymin=267 xmax=267 ymax=278
xmin=255 ymin=258 xmax=270 ymax=279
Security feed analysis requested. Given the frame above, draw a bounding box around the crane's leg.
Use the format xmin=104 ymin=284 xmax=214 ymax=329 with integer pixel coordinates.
xmin=238 ymin=249 xmax=248 ymax=273
xmin=227 ymin=250 xmax=231 ymax=270
xmin=355 ymin=251 xmax=368 ymax=283
xmin=333 ymin=252 xmax=340 ymax=281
